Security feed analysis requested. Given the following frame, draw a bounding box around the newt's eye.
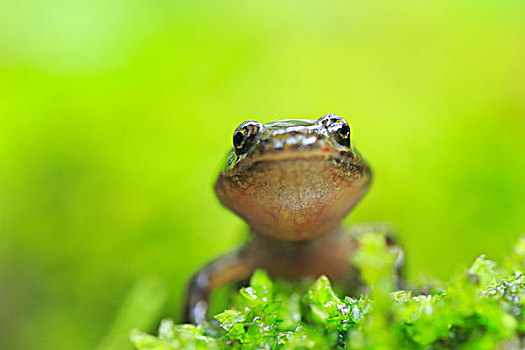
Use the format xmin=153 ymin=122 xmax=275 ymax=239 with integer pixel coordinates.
xmin=233 ymin=120 xmax=262 ymax=155
xmin=333 ymin=122 xmax=350 ymax=147
xmin=318 ymin=114 xmax=351 ymax=148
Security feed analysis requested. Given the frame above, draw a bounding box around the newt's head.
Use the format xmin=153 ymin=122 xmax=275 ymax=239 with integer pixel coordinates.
xmin=215 ymin=114 xmax=371 ymax=241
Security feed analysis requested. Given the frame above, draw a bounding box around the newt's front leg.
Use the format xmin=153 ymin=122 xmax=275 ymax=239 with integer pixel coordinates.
xmin=183 ymin=249 xmax=254 ymax=324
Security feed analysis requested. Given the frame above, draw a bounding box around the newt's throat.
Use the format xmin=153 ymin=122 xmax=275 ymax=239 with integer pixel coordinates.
xmin=215 ymin=157 xmax=370 ymax=241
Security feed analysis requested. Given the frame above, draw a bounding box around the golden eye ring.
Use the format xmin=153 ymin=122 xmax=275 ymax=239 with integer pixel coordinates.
xmin=232 ymin=120 xmax=262 ymax=155
xmin=318 ymin=114 xmax=351 ymax=148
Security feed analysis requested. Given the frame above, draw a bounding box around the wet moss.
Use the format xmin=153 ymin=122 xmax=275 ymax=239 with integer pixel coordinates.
xmin=131 ymin=235 xmax=525 ymax=349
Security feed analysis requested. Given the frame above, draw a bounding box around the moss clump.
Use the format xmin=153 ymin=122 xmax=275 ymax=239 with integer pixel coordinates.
xmin=131 ymin=234 xmax=525 ymax=349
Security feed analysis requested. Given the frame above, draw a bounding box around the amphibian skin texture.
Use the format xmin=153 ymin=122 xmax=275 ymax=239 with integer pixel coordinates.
xmin=184 ymin=113 xmax=403 ymax=324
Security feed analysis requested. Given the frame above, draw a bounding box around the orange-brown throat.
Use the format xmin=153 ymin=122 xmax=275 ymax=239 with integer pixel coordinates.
xmin=215 ymin=155 xmax=371 ymax=241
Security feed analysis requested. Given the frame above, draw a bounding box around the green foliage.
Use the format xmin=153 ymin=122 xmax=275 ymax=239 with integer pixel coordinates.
xmin=132 ymin=234 xmax=525 ymax=349
xmin=97 ymin=277 xmax=168 ymax=350
xmin=2 ymin=1 xmax=525 ymax=349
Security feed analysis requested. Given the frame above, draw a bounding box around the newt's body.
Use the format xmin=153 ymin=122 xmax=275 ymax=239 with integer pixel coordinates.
xmin=184 ymin=114 xmax=403 ymax=324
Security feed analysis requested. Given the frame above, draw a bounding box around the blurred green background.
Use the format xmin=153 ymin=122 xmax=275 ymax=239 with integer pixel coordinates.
xmin=1 ymin=0 xmax=524 ymax=349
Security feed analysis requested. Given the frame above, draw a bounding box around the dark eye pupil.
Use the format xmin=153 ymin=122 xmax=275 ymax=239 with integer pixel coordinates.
xmin=233 ymin=131 xmax=245 ymax=149
xmin=232 ymin=121 xmax=263 ymax=155
xmin=338 ymin=124 xmax=350 ymax=138
xmin=333 ymin=122 xmax=350 ymax=148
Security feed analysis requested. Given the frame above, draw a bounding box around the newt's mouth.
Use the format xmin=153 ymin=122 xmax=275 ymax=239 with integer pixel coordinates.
xmin=227 ymin=148 xmax=368 ymax=182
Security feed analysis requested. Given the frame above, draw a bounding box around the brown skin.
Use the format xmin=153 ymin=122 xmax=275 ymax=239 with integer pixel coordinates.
xmin=183 ymin=114 xmax=403 ymax=324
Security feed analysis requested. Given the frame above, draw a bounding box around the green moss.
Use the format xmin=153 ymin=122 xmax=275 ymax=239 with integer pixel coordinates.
xmin=131 ymin=234 xmax=525 ymax=349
